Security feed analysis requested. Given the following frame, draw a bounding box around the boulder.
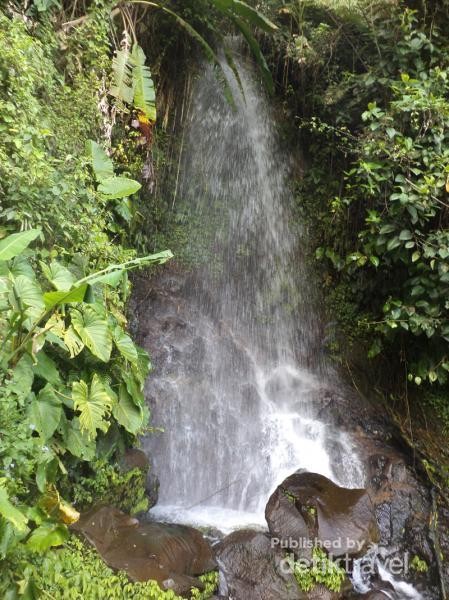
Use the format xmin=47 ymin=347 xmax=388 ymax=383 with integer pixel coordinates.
xmin=119 ymin=448 xmax=150 ymax=473
xmin=215 ymin=529 xmax=301 ymax=600
xmin=265 ymin=472 xmax=379 ymax=559
xmin=72 ymin=505 xmax=216 ymax=594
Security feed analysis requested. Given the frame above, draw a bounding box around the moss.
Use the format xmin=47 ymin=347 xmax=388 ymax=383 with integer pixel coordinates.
xmin=410 ymin=555 xmax=428 ymax=573
xmin=288 ymin=547 xmax=346 ymax=593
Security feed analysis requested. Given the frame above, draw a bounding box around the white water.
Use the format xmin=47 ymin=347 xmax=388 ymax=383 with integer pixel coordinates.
xmin=144 ymin=46 xmax=364 ymax=530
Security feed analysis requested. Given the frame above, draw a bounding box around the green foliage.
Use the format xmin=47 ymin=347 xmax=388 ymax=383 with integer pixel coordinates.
xmin=0 ymin=6 xmax=173 ymax=567
xmin=110 ymin=43 xmax=157 ymax=122
xmin=0 ymin=227 xmax=171 ymax=555
xmin=288 ymin=547 xmax=346 ymax=593
xmin=1 ymin=534 xmax=218 ymax=599
xmin=129 ymin=0 xmax=277 ymax=97
xmin=191 ymin=571 xmax=219 ymax=599
xmin=66 ymin=460 xmax=149 ymax=514
xmin=270 ymin=0 xmax=449 ymax=394
xmin=0 ymin=535 xmax=183 ymax=599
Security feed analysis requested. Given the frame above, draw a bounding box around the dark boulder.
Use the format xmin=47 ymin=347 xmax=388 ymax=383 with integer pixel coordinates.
xmin=215 ymin=529 xmax=301 ymax=600
xmin=72 ymin=505 xmax=216 ymax=594
xmin=119 ymin=448 xmax=149 ymax=473
xmin=265 ymin=472 xmax=379 ymax=559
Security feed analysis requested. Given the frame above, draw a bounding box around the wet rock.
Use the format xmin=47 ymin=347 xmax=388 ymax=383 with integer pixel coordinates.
xmin=72 ymin=506 xmax=215 ymax=594
xmin=265 ymin=472 xmax=379 ymax=559
xmin=145 ymin=469 xmax=160 ymax=508
xmin=215 ymin=529 xmax=300 ymax=600
xmin=119 ymin=448 xmax=149 ymax=473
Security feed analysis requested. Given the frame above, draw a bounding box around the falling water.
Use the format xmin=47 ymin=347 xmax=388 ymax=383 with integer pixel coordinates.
xmin=143 ymin=45 xmax=364 ymax=531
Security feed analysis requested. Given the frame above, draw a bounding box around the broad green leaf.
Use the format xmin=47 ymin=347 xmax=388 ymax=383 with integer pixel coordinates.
xmin=386 ymin=236 xmax=401 ymax=251
xmin=71 ymin=307 xmax=112 ymax=362
xmin=113 ymin=326 xmax=138 ymax=363
xmin=36 ymin=458 xmax=58 ymax=494
xmin=0 ymin=487 xmax=28 ymax=533
xmin=0 ymin=229 xmax=40 ymax=262
xmin=113 ymin=383 xmax=143 ymax=434
xmin=110 ymin=49 xmax=133 ymax=107
xmin=63 ymin=326 xmax=84 ymax=358
xmin=12 ymin=275 xmax=45 ymax=310
xmin=32 ymin=352 xmax=61 ymax=386
xmin=122 ymin=371 xmax=144 ymax=407
xmin=133 ymin=345 xmax=151 ymax=385
xmin=0 ymin=519 xmax=17 ymax=559
xmin=87 ymin=140 xmax=114 ymax=182
xmin=72 ymin=374 xmax=113 ymax=439
xmin=399 ymin=229 xmax=413 ymax=241
xmin=11 ymin=354 xmax=34 ymax=401
xmin=65 ymin=418 xmax=96 ymax=460
xmin=43 ymin=284 xmax=88 ymax=310
xmin=131 ymin=44 xmax=157 ymax=122
xmin=28 ymin=385 xmax=62 ymax=442
xmin=98 ymin=176 xmax=141 ymax=199
xmin=41 ymin=261 xmax=75 ymax=292
xmin=379 ymin=224 xmax=396 ymax=234
xmin=26 ymin=521 xmax=68 ymax=552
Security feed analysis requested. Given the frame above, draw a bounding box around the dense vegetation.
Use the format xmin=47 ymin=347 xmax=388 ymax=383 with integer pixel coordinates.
xmin=256 ymin=1 xmax=449 ymax=450
xmin=2 ymin=0 xmax=449 ymax=596
xmin=0 ymin=0 xmax=276 ymax=597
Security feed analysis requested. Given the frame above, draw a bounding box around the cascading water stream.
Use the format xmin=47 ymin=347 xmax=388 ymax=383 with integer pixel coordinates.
xmin=143 ymin=45 xmax=365 ymax=532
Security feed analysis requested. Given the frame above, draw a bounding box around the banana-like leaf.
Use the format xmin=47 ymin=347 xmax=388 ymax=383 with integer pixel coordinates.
xmin=82 ymin=251 xmax=174 ymax=286
xmin=110 ymin=48 xmax=133 ymax=107
xmin=98 ymin=176 xmax=142 ymax=199
xmin=71 ymin=307 xmax=112 ymax=362
xmin=131 ymin=44 xmax=157 ymax=122
xmin=87 ymin=141 xmax=114 ymax=182
xmin=0 ymin=229 xmax=40 ymax=262
xmin=212 ymin=0 xmax=278 ymax=32
xmin=231 ymin=15 xmax=275 ymax=95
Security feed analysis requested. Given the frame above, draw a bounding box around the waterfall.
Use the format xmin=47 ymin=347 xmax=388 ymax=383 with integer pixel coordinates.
xmin=143 ymin=45 xmax=364 ymax=531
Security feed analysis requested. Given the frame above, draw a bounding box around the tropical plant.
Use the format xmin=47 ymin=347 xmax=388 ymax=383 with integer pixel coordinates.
xmin=110 ymin=42 xmax=157 ymax=122
xmin=0 ymin=227 xmax=172 ymax=558
xmin=127 ymin=0 xmax=278 ymax=95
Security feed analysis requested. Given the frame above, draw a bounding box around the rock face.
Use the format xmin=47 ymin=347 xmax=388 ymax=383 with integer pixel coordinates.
xmin=72 ymin=506 xmax=216 ymax=594
xmin=216 ymin=528 xmax=349 ymax=600
xmin=215 ymin=529 xmax=301 ymax=600
xmin=265 ymin=472 xmax=379 ymax=560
